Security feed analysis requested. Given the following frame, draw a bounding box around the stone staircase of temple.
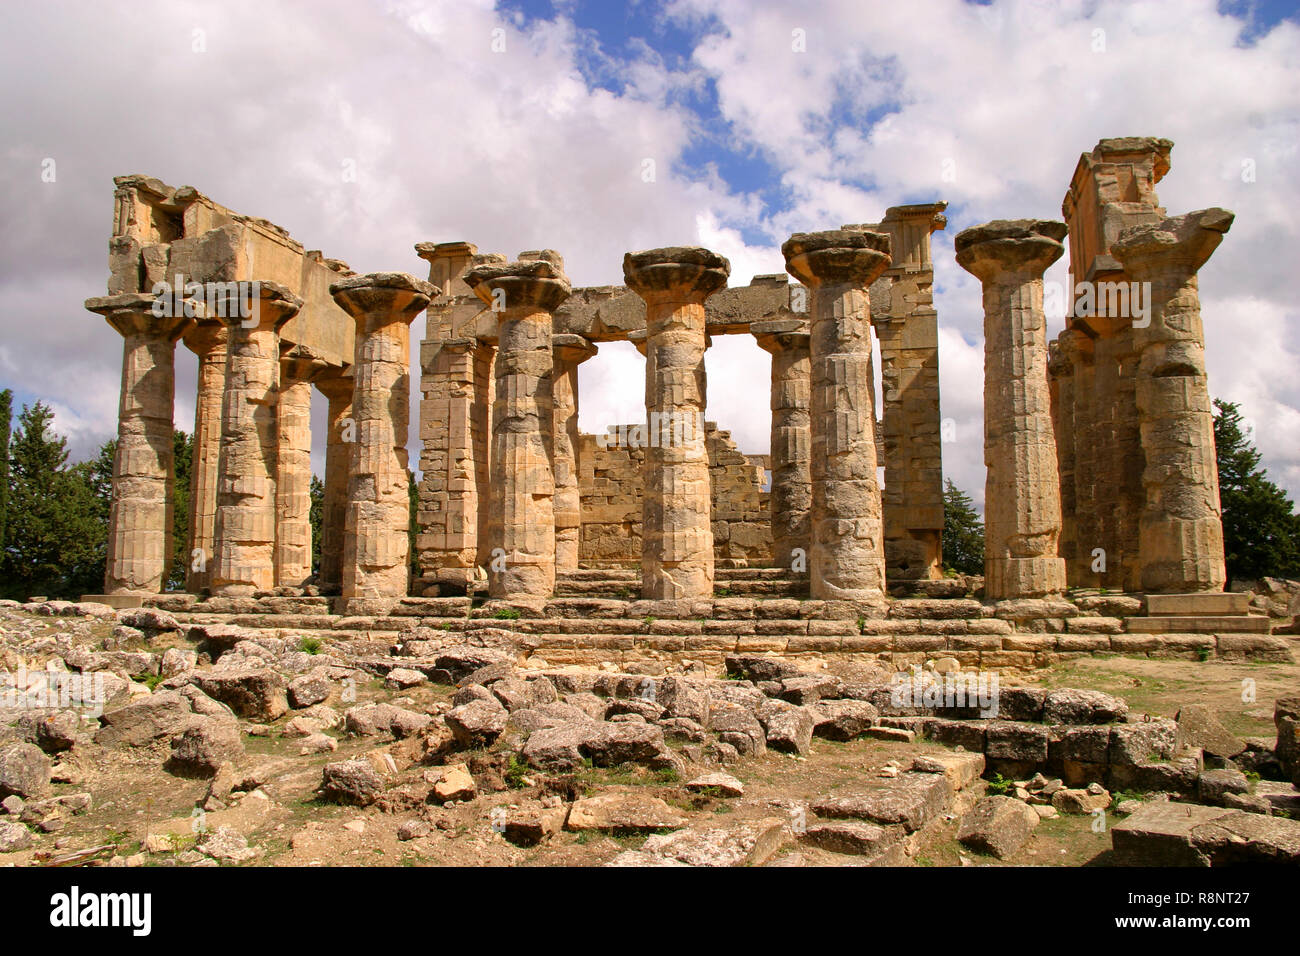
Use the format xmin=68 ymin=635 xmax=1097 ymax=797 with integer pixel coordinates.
xmin=554 ymin=568 xmax=808 ymax=599
xmin=138 ymin=583 xmax=1294 ymax=671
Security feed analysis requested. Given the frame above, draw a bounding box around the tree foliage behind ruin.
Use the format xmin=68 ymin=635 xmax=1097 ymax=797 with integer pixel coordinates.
xmin=942 ymin=478 xmax=985 ymax=576
xmin=1214 ymin=399 xmax=1300 ymax=582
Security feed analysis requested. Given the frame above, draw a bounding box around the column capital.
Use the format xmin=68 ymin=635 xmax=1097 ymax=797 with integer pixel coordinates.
xmin=1112 ymin=208 xmax=1233 ymax=277
xmin=280 ymin=343 xmax=332 ymax=384
xmin=86 ymin=292 xmax=191 ymax=341
xmin=330 ymin=272 xmax=433 ymax=325
xmin=210 ymin=280 xmax=303 ymax=331
xmin=553 ymin=333 xmax=597 ymax=365
xmin=954 ymin=219 xmax=1067 ymax=281
xmin=466 ymin=252 xmax=572 ymax=312
xmin=181 ymin=317 xmax=228 ymax=357
xmin=314 ymin=368 xmax=354 ymax=402
xmin=751 ymin=317 xmax=810 ymax=354
xmin=623 ymin=246 xmax=729 ymax=305
xmin=782 ymin=229 xmax=891 ymax=289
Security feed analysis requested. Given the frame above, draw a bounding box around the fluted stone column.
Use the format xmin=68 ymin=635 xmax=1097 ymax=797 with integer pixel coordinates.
xmin=465 ymin=253 xmax=571 ymax=599
xmin=314 ymin=370 xmax=354 ymax=595
xmin=181 ymin=318 xmax=228 ymax=593
xmin=1113 ymin=208 xmax=1233 ymax=593
xmin=552 ymin=333 xmax=598 ymax=573
xmin=211 ymin=283 xmax=302 ymax=596
xmin=86 ymin=293 xmax=190 ymax=594
xmin=1048 ymin=329 xmax=1081 ymax=585
xmin=955 ymin=219 xmax=1068 ymax=599
xmin=753 ymin=318 xmax=811 ymax=573
xmin=330 ymin=273 xmax=433 ymax=600
xmin=782 ymin=231 xmax=890 ymax=600
xmin=624 ymin=247 xmax=730 ymax=601
xmin=276 ymin=347 xmax=328 ymax=588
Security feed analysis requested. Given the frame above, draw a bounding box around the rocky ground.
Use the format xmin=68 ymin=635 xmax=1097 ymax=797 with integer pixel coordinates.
xmin=1 ymin=597 xmax=1297 ymax=868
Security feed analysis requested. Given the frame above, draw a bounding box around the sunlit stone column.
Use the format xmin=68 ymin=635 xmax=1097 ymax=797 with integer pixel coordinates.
xmin=331 ymin=273 xmax=433 ymax=600
xmin=753 ymin=318 xmax=811 ymax=574
xmin=782 ymin=230 xmax=890 ymax=600
xmin=181 ymin=317 xmax=227 ymax=593
xmin=624 ymin=247 xmax=729 ymax=601
xmin=314 ymin=370 xmax=354 ymax=595
xmin=1113 ymin=208 xmax=1234 ymax=593
xmin=86 ymin=293 xmax=190 ymax=594
xmin=465 ymin=253 xmax=571 ymax=599
xmin=552 ymin=333 xmax=597 ymax=573
xmin=955 ymin=219 xmax=1068 ymax=600
xmin=276 ymin=347 xmax=328 ymax=588
xmin=210 ymin=283 xmax=301 ymax=596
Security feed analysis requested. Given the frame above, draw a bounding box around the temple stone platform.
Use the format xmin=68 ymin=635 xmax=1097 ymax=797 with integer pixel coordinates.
xmin=123 ymin=573 xmax=1292 ymax=671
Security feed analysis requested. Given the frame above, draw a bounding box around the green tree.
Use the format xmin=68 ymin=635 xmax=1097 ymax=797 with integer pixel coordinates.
xmin=1214 ymin=399 xmax=1300 ymax=581
xmin=0 ymin=402 xmax=106 ymax=599
xmin=0 ymin=388 xmax=11 ymax=552
xmin=309 ymin=474 xmax=325 ymax=575
xmin=942 ymin=478 xmax=985 ymax=576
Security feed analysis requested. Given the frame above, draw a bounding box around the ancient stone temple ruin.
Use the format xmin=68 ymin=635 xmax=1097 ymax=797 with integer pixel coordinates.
xmin=82 ymin=138 xmax=1264 ymax=652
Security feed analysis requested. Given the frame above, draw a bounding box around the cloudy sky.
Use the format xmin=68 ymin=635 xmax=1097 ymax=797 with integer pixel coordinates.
xmin=1 ymin=0 xmax=1297 ymax=512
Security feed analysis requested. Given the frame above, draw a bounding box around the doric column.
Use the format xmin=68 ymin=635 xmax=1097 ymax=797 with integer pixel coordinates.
xmin=314 ymin=370 xmax=354 ymax=595
xmin=1113 ymin=208 xmax=1234 ymax=593
xmin=330 ymin=273 xmax=434 ymax=600
xmin=276 ymin=346 xmax=328 ymax=588
xmin=85 ymin=292 xmax=190 ymax=594
xmin=210 ymin=283 xmax=301 ymax=596
xmin=465 ymin=253 xmax=571 ymax=599
xmin=782 ymin=230 xmax=890 ymax=600
xmin=752 ymin=318 xmax=811 ymax=573
xmin=955 ymin=219 xmax=1068 ymax=600
xmin=181 ymin=318 xmax=227 ymax=593
xmin=552 ymin=333 xmax=598 ymax=573
xmin=624 ymin=247 xmax=730 ymax=601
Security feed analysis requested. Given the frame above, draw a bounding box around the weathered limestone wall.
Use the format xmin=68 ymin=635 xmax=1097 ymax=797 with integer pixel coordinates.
xmin=576 ymin=423 xmax=770 ymax=565
xmin=1052 ymin=138 xmax=1231 ymax=594
xmin=1054 ymin=139 xmax=1169 ymax=591
xmin=109 ymin=175 xmax=356 ymax=367
xmin=863 ymin=204 xmax=947 ymax=581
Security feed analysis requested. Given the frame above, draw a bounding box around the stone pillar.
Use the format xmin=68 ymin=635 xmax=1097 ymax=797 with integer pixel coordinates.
xmin=624 ymin=247 xmax=730 ymax=601
xmin=210 ymin=283 xmax=301 ymax=596
xmin=465 ymin=253 xmax=571 ymax=599
xmin=1113 ymin=208 xmax=1233 ymax=593
xmin=858 ymin=204 xmax=948 ymax=581
xmin=782 ymin=231 xmax=890 ymax=600
xmin=955 ymin=219 xmax=1068 ymax=600
xmin=552 ymin=333 xmax=598 ymax=573
xmin=1066 ymin=330 xmax=1098 ymax=584
xmin=181 ymin=318 xmax=227 ymax=593
xmin=330 ymin=273 xmax=433 ymax=600
xmin=314 ymin=370 xmax=354 ymax=595
xmin=276 ymin=347 xmax=328 ymax=588
xmin=85 ymin=293 xmax=190 ymax=594
xmin=752 ymin=319 xmax=811 ymax=573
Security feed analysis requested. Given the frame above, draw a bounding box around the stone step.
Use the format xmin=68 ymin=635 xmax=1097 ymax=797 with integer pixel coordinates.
xmin=1127 ymin=615 xmax=1271 ymax=634
xmin=1145 ymin=592 xmax=1253 ymax=616
xmin=1111 ymin=801 xmax=1300 ymax=865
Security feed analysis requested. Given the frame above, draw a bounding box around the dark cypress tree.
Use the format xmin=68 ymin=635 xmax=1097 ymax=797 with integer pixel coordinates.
xmin=1 ymin=403 xmax=105 ymax=599
xmin=1214 ymin=399 xmax=1300 ymax=581
xmin=0 ymin=388 xmax=11 ymax=553
xmin=942 ymin=478 xmax=985 ymax=576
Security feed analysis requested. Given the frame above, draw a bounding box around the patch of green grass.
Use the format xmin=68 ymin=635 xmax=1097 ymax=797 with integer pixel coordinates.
xmin=505 ymin=754 xmax=530 ymax=789
xmin=985 ymin=773 xmax=1014 ymax=796
xmin=642 ymin=616 xmax=656 ymax=627
xmin=143 ymin=673 xmax=165 ymax=691
xmin=492 ymin=607 xmax=521 ymax=621
xmin=653 ymin=766 xmax=680 ymax=784
xmin=298 ymin=636 xmax=322 ymax=654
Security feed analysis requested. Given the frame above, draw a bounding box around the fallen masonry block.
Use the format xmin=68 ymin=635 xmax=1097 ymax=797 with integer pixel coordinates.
xmin=812 ymin=771 xmax=953 ymax=833
xmin=802 ymin=821 xmax=904 ymax=862
xmin=1111 ymin=801 xmax=1300 ymax=865
xmin=958 ymin=795 xmax=1040 ymax=859
xmin=637 ymin=818 xmax=789 ymax=866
